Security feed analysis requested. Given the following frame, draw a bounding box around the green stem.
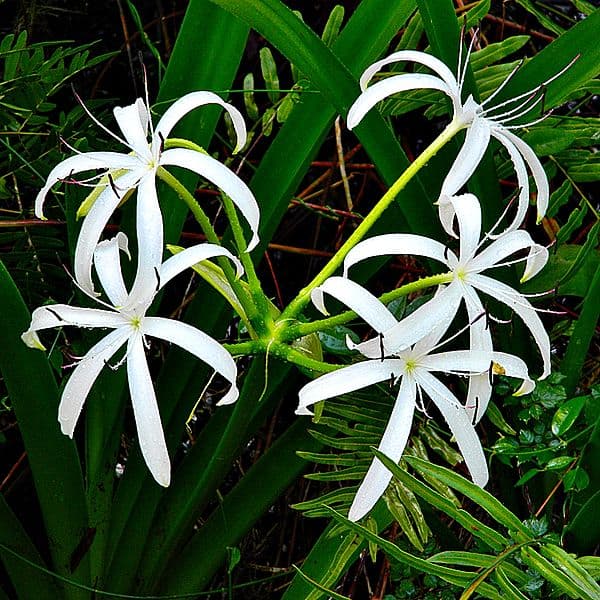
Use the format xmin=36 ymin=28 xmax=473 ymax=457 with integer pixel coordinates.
xmin=280 ymin=272 xmax=453 ymax=341
xmin=279 ymin=121 xmax=461 ymax=321
xmin=157 ymin=166 xmax=260 ymax=323
xmin=221 ymin=193 xmax=274 ymax=331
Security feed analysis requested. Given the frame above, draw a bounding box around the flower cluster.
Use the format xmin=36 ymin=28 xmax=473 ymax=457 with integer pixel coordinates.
xmin=22 ymin=92 xmax=260 ymax=486
xmin=297 ymin=48 xmax=557 ymax=521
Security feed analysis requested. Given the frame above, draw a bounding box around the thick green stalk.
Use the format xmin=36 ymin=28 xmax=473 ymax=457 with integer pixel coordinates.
xmin=157 ymin=166 xmax=260 ymax=325
xmin=280 ymin=121 xmax=461 ymax=321
xmin=280 ymin=272 xmax=454 ymax=341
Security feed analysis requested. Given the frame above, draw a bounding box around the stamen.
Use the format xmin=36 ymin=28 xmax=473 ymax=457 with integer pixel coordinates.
xmin=502 ymin=109 xmax=554 ymax=130
xmin=154 ymin=267 xmax=161 ymax=292
xmin=415 ymin=385 xmax=432 ymax=419
xmin=476 ymin=191 xmax=518 ymax=248
xmin=480 ymin=59 xmax=524 ymax=107
xmin=458 ymin=28 xmax=479 ymax=95
xmin=45 ymin=307 xmax=65 ymax=322
xmin=486 ymin=89 xmax=543 ymax=123
xmin=471 ymin=396 xmax=479 ymax=426
xmin=72 ymin=86 xmax=130 ymax=149
xmin=379 ymin=332 xmax=385 ymax=362
xmin=108 ymin=173 xmax=120 ymax=197
xmin=141 ymin=59 xmax=155 ymax=141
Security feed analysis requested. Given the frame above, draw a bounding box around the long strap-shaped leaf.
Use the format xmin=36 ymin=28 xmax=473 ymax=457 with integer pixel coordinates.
xmin=0 ymin=261 xmax=89 ymax=599
xmin=154 ymin=419 xmax=321 ymax=594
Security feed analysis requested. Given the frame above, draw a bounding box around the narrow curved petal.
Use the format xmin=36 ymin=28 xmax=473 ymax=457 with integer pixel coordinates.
xmin=348 ymin=376 xmax=416 ymax=521
xmin=470 ymin=273 xmax=551 ymax=378
xmin=113 ymin=99 xmax=152 ymax=160
xmin=74 ymin=169 xmax=143 ymax=296
xmin=496 ymin=129 xmax=549 ymax=222
xmin=296 ymin=359 xmax=404 ymax=416
xmin=159 ymin=243 xmax=243 ymax=290
xmin=125 ymin=173 xmax=164 ymax=308
xmin=347 ymin=73 xmax=454 ymax=129
xmin=58 ymin=327 xmax=130 ymax=436
xmin=492 ymin=351 xmax=535 ymax=396
xmin=35 ymin=152 xmax=140 ymax=219
xmin=440 ymin=118 xmax=492 ymax=202
xmin=343 ymin=234 xmax=449 ymax=276
xmin=469 ymin=230 xmax=548 ymax=282
xmin=449 ymin=194 xmax=483 ymax=262
xmin=358 ymin=283 xmax=461 ymax=357
xmin=359 ymin=50 xmax=460 ymax=97
xmin=311 ymin=277 xmax=397 ymax=333
xmin=142 ymin=317 xmax=239 ymax=405
xmin=155 ymin=91 xmax=247 ymax=154
xmin=489 ymin=129 xmax=530 ymax=236
xmin=160 ymin=148 xmax=260 ymax=251
xmin=94 ymin=232 xmax=130 ymax=307
xmin=127 ymin=333 xmax=171 ymax=487
xmin=23 ymin=304 xmax=126 ymax=339
xmin=421 ymin=350 xmax=491 ymax=376
xmin=417 ymin=371 xmax=489 ymax=487
xmin=462 ymin=287 xmax=493 ymax=424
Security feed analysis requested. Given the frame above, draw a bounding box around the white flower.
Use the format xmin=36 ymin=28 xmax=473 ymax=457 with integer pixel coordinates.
xmin=347 ymin=49 xmax=574 ymax=235
xmin=35 ymin=91 xmax=260 ymax=300
xmin=343 ymin=193 xmax=547 ymax=423
xmin=22 ymin=233 xmax=243 ymax=487
xmin=298 ymin=276 xmax=534 ymax=520
xmin=297 ymin=278 xmax=527 ymax=521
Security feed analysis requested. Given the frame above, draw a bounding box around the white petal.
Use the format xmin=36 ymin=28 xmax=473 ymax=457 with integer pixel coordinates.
xmin=154 ymin=91 xmax=247 ymax=154
xmin=421 ymin=350 xmax=491 ymax=376
xmin=449 ymin=194 xmax=483 ymax=262
xmin=127 ymin=333 xmax=171 ymax=487
xmin=58 ymin=327 xmax=129 ymax=437
xmin=74 ymin=169 xmax=143 ymax=296
xmin=348 ymin=376 xmax=416 ymax=521
xmin=311 ymin=277 xmax=397 ymax=333
xmin=462 ymin=289 xmax=493 ymax=424
xmin=159 ymin=243 xmax=243 ymax=290
xmin=347 ymin=73 xmax=454 ymax=129
xmin=496 ymin=129 xmax=549 ymax=222
xmin=113 ymin=99 xmax=152 ymax=160
xmin=359 ymin=50 xmax=460 ymax=97
xmin=358 ymin=283 xmax=461 ymax=357
xmin=489 ymin=129 xmax=530 ymax=235
xmin=160 ymin=148 xmax=260 ymax=251
xmin=24 ymin=304 xmax=126 ymax=336
xmin=440 ymin=118 xmax=492 ymax=200
xmin=343 ymin=234 xmax=449 ymax=276
xmin=142 ymin=317 xmax=239 ymax=405
xmin=93 ymin=232 xmax=130 ymax=307
xmin=125 ymin=174 xmax=164 ymax=308
xmin=492 ymin=351 xmax=535 ymax=396
xmin=296 ymin=359 xmax=404 ymax=416
xmin=35 ymin=152 xmax=140 ymax=219
xmin=469 ymin=230 xmax=548 ymax=282
xmin=470 ymin=273 xmax=551 ymax=378
xmin=417 ymin=370 xmax=489 ymax=487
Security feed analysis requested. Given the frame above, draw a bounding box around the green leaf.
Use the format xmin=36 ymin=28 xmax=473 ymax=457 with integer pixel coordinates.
xmin=321 ymin=6 xmax=345 ymax=48
xmin=0 ymin=261 xmax=89 ymax=599
xmin=522 ymin=127 xmax=578 ymax=156
xmin=552 ymin=396 xmax=586 ymax=436
xmin=260 ymin=46 xmax=280 ymax=103
xmin=291 ymin=566 xmax=351 ymax=600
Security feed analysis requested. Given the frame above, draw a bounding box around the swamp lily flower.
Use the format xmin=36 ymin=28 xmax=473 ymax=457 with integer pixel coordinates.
xmin=35 ymin=91 xmax=260 ymax=301
xmin=347 ymin=48 xmax=574 ymax=235
xmin=343 ymin=193 xmax=547 ymax=424
xmin=297 ymin=277 xmax=532 ymax=521
xmin=22 ymin=232 xmax=242 ymax=487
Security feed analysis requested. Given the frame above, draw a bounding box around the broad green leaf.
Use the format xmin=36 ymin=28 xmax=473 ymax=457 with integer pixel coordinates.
xmin=522 ymin=128 xmax=578 ymax=156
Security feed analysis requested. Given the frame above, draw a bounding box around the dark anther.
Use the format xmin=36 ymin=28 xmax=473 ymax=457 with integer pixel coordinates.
xmin=158 ymin=131 xmax=165 ymax=153
xmin=108 ymin=173 xmax=120 ymax=197
xmin=46 ymin=307 xmax=65 ymax=322
xmin=471 ymin=397 xmax=479 ymax=426
xmin=379 ymin=332 xmax=385 ymax=362
xmin=444 ymin=246 xmax=450 ymax=261
xmin=154 ymin=267 xmax=161 ymax=292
